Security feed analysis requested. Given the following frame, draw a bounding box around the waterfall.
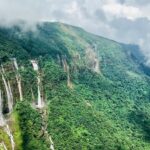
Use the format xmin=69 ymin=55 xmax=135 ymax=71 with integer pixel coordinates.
xmin=49 ymin=136 xmax=54 ymax=150
xmin=0 ymin=142 xmax=8 ymax=150
xmin=0 ymin=89 xmax=15 ymax=150
xmin=62 ymin=57 xmax=68 ymax=72
xmin=85 ymin=45 xmax=100 ymax=74
xmin=93 ymin=58 xmax=100 ymax=73
xmin=66 ymin=65 xmax=73 ymax=89
xmin=4 ymin=124 xmax=15 ymax=150
xmin=8 ymin=81 xmax=13 ymax=106
xmin=12 ymin=58 xmax=23 ymax=101
xmin=0 ymin=90 xmax=5 ymax=126
xmin=31 ymin=60 xmax=43 ymax=108
xmin=62 ymin=58 xmax=73 ymax=89
xmin=31 ymin=60 xmax=39 ymax=71
xmin=40 ymin=109 xmax=55 ymax=150
xmin=0 ymin=90 xmax=15 ymax=150
xmin=93 ymin=44 xmax=100 ymax=73
xmin=1 ymin=67 xmax=13 ymax=113
xmin=37 ymin=75 xmax=42 ymax=108
xmin=0 ymin=90 xmax=14 ymax=149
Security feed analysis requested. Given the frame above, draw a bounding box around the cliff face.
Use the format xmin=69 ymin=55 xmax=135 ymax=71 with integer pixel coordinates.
xmin=0 ymin=22 xmax=150 ymax=150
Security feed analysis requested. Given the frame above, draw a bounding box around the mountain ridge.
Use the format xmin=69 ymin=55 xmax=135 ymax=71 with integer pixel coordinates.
xmin=0 ymin=22 xmax=150 ymax=150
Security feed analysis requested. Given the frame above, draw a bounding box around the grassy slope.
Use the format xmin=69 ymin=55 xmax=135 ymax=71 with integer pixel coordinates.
xmin=0 ymin=22 xmax=150 ymax=149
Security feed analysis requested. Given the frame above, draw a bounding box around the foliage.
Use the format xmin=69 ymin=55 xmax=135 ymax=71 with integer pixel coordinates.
xmin=0 ymin=22 xmax=150 ymax=150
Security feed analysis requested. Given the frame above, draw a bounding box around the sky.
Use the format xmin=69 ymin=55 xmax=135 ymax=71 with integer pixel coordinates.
xmin=0 ymin=0 xmax=150 ymax=59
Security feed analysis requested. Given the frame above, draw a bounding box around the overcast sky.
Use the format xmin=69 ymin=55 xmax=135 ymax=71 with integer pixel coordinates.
xmin=0 ymin=0 xmax=150 ymax=59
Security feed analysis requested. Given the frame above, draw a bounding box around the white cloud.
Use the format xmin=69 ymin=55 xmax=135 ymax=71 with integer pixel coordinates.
xmin=102 ymin=2 xmax=142 ymax=20
xmin=66 ymin=1 xmax=78 ymax=14
xmin=0 ymin=0 xmax=150 ymax=59
xmin=0 ymin=0 xmax=44 ymax=27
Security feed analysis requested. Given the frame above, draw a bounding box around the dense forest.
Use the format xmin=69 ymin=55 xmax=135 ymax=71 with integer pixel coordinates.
xmin=0 ymin=22 xmax=150 ymax=150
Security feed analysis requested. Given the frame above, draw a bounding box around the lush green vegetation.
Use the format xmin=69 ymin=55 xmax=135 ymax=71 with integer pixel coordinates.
xmin=0 ymin=22 xmax=150 ymax=150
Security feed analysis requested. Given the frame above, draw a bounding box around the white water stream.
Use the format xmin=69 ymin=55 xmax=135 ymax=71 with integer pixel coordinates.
xmin=93 ymin=58 xmax=100 ymax=73
xmin=62 ymin=57 xmax=68 ymax=72
xmin=4 ymin=124 xmax=15 ymax=150
xmin=31 ymin=60 xmax=43 ymax=108
xmin=93 ymin=44 xmax=100 ymax=73
xmin=0 ymin=142 xmax=8 ymax=150
xmin=0 ymin=89 xmax=15 ymax=150
xmin=62 ymin=58 xmax=73 ymax=89
xmin=12 ymin=58 xmax=23 ymax=101
xmin=1 ymin=66 xmax=13 ymax=113
xmin=66 ymin=65 xmax=73 ymax=89
xmin=49 ymin=136 xmax=54 ymax=150
xmin=8 ymin=81 xmax=13 ymax=106
xmin=0 ymin=90 xmax=5 ymax=126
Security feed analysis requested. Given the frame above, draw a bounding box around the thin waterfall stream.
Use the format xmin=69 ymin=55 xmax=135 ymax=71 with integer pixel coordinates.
xmin=1 ymin=66 xmax=13 ymax=113
xmin=0 ymin=90 xmax=5 ymax=126
xmin=31 ymin=60 xmax=44 ymax=108
xmin=4 ymin=124 xmax=15 ymax=150
xmin=12 ymin=58 xmax=23 ymax=101
xmin=62 ymin=57 xmax=73 ymax=89
xmin=0 ymin=89 xmax=15 ymax=150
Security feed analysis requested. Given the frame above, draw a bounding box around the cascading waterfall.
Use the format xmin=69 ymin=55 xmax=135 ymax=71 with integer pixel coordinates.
xmin=62 ymin=57 xmax=68 ymax=72
xmin=0 ymin=59 xmax=57 ymax=149
xmin=1 ymin=66 xmax=13 ymax=113
xmin=85 ymin=45 xmax=100 ymax=74
xmin=4 ymin=124 xmax=15 ymax=150
xmin=8 ymin=81 xmax=13 ymax=106
xmin=0 ymin=142 xmax=8 ymax=150
xmin=0 ymin=89 xmax=15 ymax=150
xmin=66 ymin=65 xmax=73 ymax=89
xmin=62 ymin=58 xmax=73 ymax=89
xmin=40 ymin=109 xmax=55 ymax=150
xmin=93 ymin=58 xmax=100 ymax=73
xmin=12 ymin=58 xmax=23 ymax=101
xmin=49 ymin=136 xmax=54 ymax=150
xmin=93 ymin=44 xmax=100 ymax=73
xmin=0 ymin=90 xmax=5 ymax=126
xmin=31 ymin=60 xmax=44 ymax=108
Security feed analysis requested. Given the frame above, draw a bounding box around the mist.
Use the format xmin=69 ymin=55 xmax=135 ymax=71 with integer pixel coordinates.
xmin=0 ymin=0 xmax=150 ymax=62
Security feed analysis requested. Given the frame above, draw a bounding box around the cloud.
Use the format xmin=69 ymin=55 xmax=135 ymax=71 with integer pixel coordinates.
xmin=0 ymin=0 xmax=150 ymax=60
xmin=108 ymin=18 xmax=150 ymax=55
xmin=102 ymin=2 xmax=142 ymax=20
xmin=120 ymin=0 xmax=150 ymax=5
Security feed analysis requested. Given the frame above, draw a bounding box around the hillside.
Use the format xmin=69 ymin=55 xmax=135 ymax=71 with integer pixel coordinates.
xmin=0 ymin=22 xmax=150 ymax=150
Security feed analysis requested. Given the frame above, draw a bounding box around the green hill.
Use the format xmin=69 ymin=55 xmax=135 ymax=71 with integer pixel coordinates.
xmin=0 ymin=22 xmax=150 ymax=150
